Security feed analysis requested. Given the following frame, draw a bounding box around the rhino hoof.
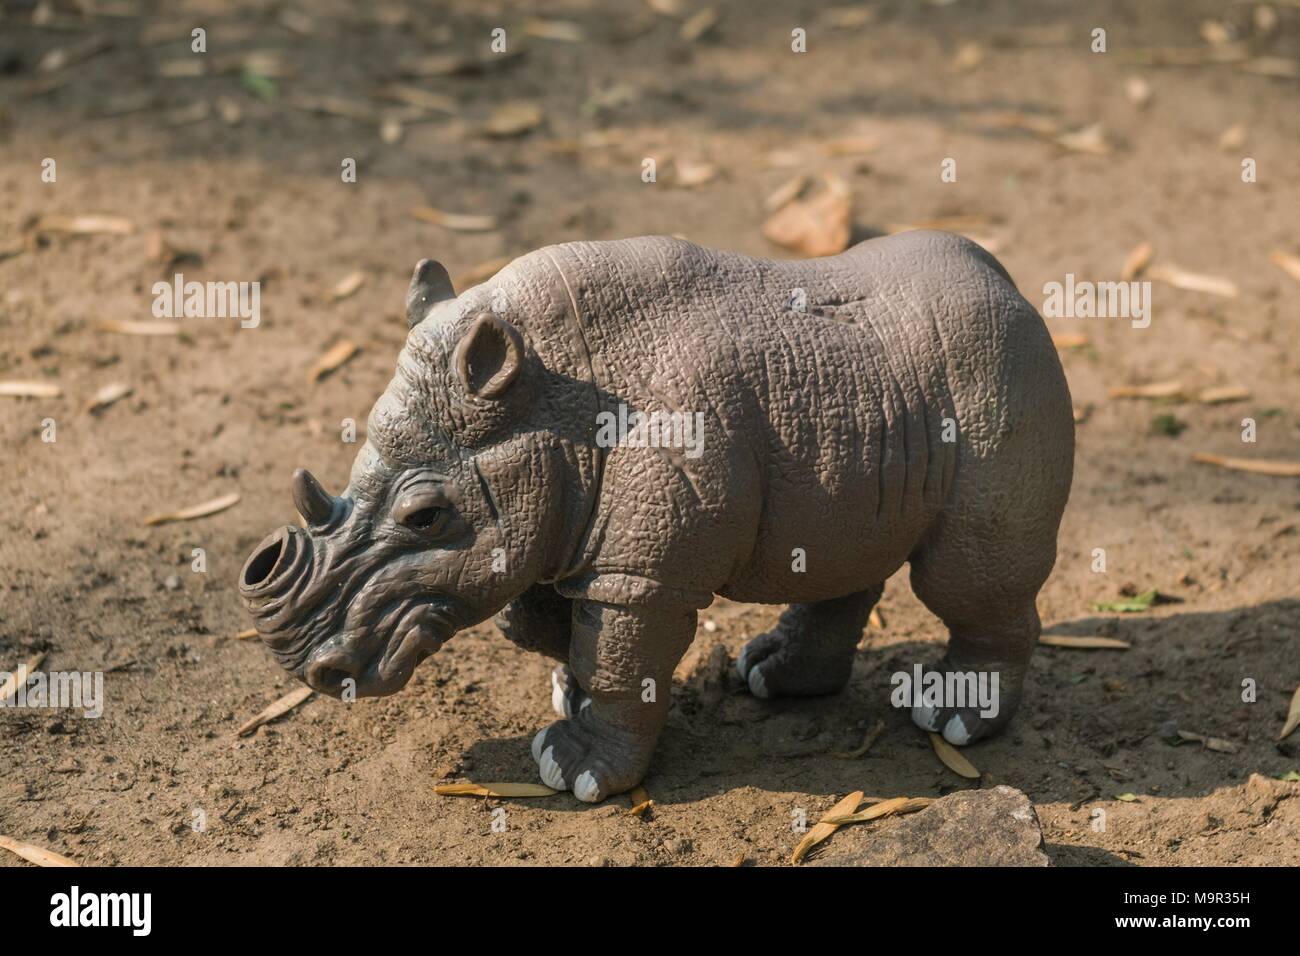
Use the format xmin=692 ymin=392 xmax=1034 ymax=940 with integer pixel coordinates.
xmin=573 ymin=771 xmax=601 ymax=803
xmin=538 ymin=746 xmax=567 ymax=789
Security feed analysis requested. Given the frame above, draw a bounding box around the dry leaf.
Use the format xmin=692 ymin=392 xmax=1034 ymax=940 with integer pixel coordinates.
xmin=328 ymin=271 xmax=366 ymax=302
xmin=764 ymin=174 xmax=809 ymax=212
xmin=790 ymin=790 xmax=863 ymax=864
xmin=216 ymin=97 xmax=244 ymax=125
xmin=644 ymin=0 xmax=691 ymax=16
xmin=38 ymin=36 xmax=111 ymax=73
xmin=484 ymin=101 xmax=544 ymax=138
xmin=1121 ymin=240 xmax=1154 ymax=281
xmin=279 ymin=8 xmax=315 ymax=35
xmin=236 ymin=686 xmax=314 ymax=737
xmin=374 ymin=84 xmax=456 ymax=113
xmin=0 ymin=381 xmax=61 ymax=398
xmin=94 ymin=319 xmax=180 ymax=336
xmin=1239 ymin=57 xmax=1299 ymax=78
xmin=455 ymin=256 xmax=513 ymax=289
xmin=411 ymin=206 xmax=498 ymax=232
xmin=523 ymin=18 xmax=586 ymax=42
xmin=832 ymin=718 xmax=885 ymax=759
xmin=674 ymin=160 xmax=717 ymax=188
xmin=1219 ymin=124 xmax=1247 ymax=151
xmin=764 ymin=147 xmax=806 ymax=169
xmin=1073 ymin=404 xmax=1092 ymax=424
xmin=821 ymin=6 xmax=878 ymax=29
xmin=1039 ymin=635 xmax=1131 ymax=650
xmin=84 ymin=382 xmax=132 ymax=413
xmin=1107 ymin=381 xmax=1184 ymax=400
xmin=37 ymin=214 xmax=135 ymax=236
xmin=1269 ymin=249 xmax=1300 ymax=285
xmin=952 ymin=42 xmax=984 ymax=71
xmin=1200 ymin=19 xmax=1233 ymax=45
xmin=285 ymin=94 xmax=375 ymax=123
xmin=1146 ymin=264 xmax=1238 ymax=298
xmin=868 ymin=607 xmax=885 ymax=630
xmin=1192 ymin=452 xmax=1300 ymax=477
xmin=1197 ymin=385 xmax=1251 ymax=404
xmin=0 ymin=835 xmax=79 ymax=868
xmin=680 ymin=7 xmax=720 ymax=42
xmin=433 ymin=782 xmax=560 ymax=798
xmin=144 ymin=492 xmax=241 ymax=526
xmin=1125 ymin=76 xmax=1152 ymax=108
xmin=628 ymin=784 xmax=654 ymax=815
xmin=235 ymin=628 xmax=258 ymax=640
xmin=1176 ymin=730 xmax=1238 ymax=753
xmin=824 ymin=796 xmax=934 ymax=824
xmin=1 ymin=652 xmax=46 ymax=702
xmin=763 ymin=177 xmax=851 ymax=258
xmin=983 ymin=111 xmax=1060 ymax=136
xmin=308 ymin=340 xmax=359 ymax=384
xmin=818 ymin=135 xmax=879 ymax=157
xmin=888 ymin=215 xmax=995 ymax=234
xmin=930 ymin=733 xmax=980 ymax=778
xmin=1055 ymin=123 xmax=1110 ymax=155
xmin=1280 ymin=686 xmax=1300 ymax=741
xmin=397 ymin=53 xmax=473 ymax=77
xmin=1255 ymin=5 xmax=1280 ymax=37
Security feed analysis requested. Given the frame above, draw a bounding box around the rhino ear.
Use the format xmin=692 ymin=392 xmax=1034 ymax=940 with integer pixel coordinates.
xmin=406 ymin=259 xmax=456 ymax=327
xmin=455 ymin=313 xmax=525 ymax=400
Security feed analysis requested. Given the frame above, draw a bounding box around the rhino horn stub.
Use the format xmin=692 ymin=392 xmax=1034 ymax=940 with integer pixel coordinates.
xmin=406 ymin=258 xmax=456 ymax=327
xmin=292 ymin=468 xmax=336 ymax=526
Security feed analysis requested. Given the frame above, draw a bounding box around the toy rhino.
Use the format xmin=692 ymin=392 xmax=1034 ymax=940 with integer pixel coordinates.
xmin=240 ymin=232 xmax=1074 ymax=802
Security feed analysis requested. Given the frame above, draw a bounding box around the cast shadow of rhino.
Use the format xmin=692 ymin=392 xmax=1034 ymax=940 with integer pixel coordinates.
xmin=462 ymin=597 xmax=1297 ymax=863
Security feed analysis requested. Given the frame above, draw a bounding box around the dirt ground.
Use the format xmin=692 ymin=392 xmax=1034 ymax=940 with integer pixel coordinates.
xmin=2 ymin=0 xmax=1298 ymax=867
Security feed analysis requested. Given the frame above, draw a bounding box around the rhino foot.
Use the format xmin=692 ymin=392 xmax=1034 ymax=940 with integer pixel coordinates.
xmin=736 ymin=588 xmax=882 ymax=699
xmin=530 ymin=707 xmax=652 ymax=803
xmin=909 ymin=660 xmax=1023 ymax=746
xmin=549 ymin=663 xmax=590 ymax=717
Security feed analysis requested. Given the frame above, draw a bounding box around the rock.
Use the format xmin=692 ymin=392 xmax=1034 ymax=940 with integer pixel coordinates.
xmin=808 ymin=785 xmax=1050 ymax=867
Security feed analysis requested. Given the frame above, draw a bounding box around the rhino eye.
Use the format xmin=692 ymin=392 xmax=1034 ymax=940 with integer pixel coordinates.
xmin=403 ymin=506 xmax=441 ymax=529
xmin=393 ymin=492 xmax=449 ymax=532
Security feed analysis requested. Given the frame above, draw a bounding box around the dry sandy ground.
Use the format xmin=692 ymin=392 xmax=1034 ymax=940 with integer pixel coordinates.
xmin=1 ymin=0 xmax=1298 ymax=866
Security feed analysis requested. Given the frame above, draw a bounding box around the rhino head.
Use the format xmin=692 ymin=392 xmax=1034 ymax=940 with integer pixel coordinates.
xmin=239 ymin=258 xmax=589 ymax=698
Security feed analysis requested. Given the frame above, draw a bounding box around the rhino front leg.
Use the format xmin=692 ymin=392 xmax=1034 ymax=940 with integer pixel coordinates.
xmin=494 ymin=585 xmax=589 ymax=717
xmin=530 ymin=601 xmax=695 ymax=802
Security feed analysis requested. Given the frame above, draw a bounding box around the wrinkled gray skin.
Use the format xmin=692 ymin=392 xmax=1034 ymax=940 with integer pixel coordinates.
xmin=240 ymin=231 xmax=1074 ymax=802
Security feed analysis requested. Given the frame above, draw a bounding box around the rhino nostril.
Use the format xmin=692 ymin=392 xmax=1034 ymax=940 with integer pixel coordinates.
xmin=305 ymin=652 xmax=361 ymax=695
xmin=244 ymin=537 xmax=283 ymax=587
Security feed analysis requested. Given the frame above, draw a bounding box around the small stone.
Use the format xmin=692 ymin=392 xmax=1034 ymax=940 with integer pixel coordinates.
xmin=163 ymin=574 xmax=181 ymax=591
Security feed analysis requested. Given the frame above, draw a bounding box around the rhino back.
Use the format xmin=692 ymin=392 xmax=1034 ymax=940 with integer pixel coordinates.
xmin=524 ymin=233 xmax=1069 ymax=604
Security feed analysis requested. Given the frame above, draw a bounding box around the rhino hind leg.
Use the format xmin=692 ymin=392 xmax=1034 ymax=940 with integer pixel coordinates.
xmin=905 ymin=505 xmax=1058 ymax=747
xmin=736 ymin=585 xmax=882 ymax=699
